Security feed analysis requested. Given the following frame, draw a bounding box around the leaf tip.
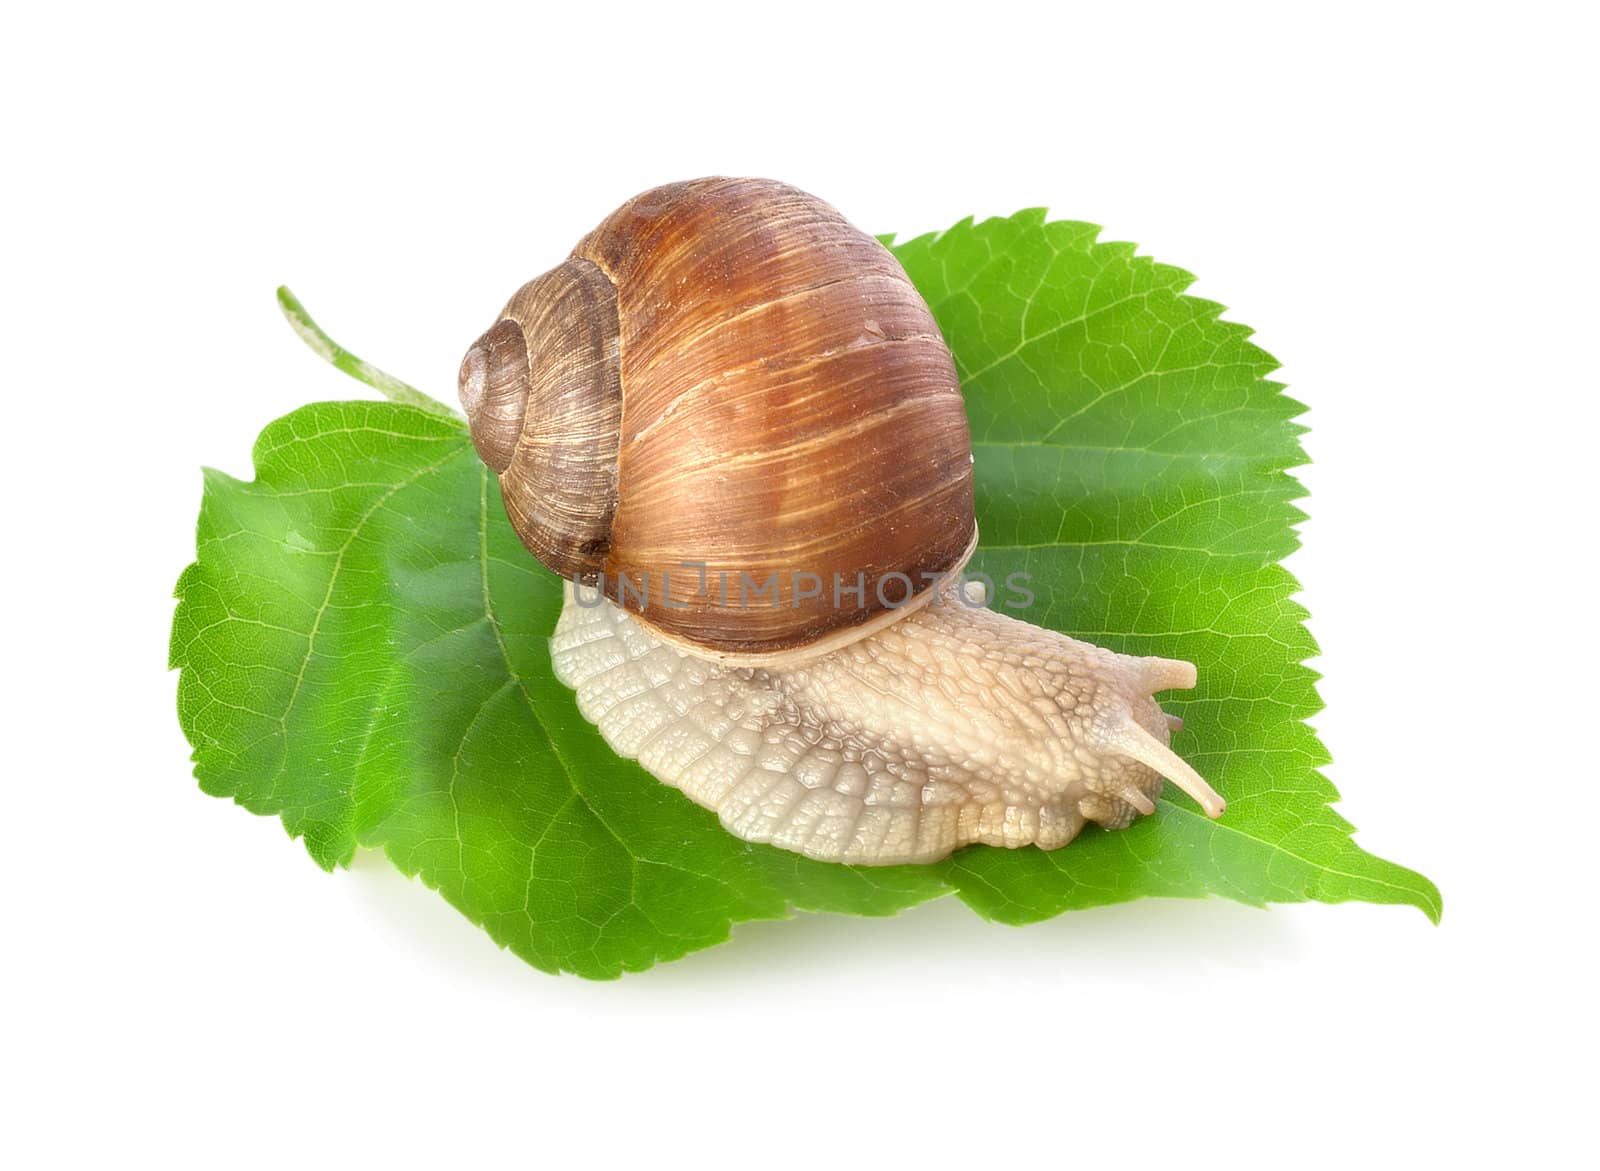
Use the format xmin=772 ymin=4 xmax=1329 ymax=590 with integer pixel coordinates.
xmin=1416 ymin=879 xmax=1444 ymax=925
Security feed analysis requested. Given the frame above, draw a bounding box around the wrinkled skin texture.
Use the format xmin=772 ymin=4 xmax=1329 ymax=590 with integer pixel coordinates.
xmin=550 ymin=580 xmax=1223 ymax=865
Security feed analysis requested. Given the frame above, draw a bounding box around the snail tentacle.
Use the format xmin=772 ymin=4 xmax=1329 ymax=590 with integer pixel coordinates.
xmin=1096 ymin=715 xmax=1226 ymax=819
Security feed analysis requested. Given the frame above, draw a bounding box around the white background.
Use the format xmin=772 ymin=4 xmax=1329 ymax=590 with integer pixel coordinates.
xmin=5 ymin=2 xmax=1595 ymax=1166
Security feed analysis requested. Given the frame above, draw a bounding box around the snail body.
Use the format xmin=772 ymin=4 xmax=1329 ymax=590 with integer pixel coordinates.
xmin=550 ymin=577 xmax=1214 ymax=863
xmin=461 ymin=177 xmax=1224 ymax=865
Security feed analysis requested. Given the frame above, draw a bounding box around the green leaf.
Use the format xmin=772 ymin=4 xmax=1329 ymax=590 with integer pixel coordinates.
xmin=171 ymin=213 xmax=1439 ymax=979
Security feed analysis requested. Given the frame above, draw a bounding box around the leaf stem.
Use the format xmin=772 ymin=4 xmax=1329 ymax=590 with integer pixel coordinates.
xmin=276 ymin=286 xmax=461 ymax=420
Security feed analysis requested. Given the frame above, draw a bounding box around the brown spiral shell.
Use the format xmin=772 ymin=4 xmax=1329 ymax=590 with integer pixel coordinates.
xmin=459 ymin=177 xmax=976 ymax=659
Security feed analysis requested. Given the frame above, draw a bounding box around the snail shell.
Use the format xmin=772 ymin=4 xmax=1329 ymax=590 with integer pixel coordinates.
xmin=460 ymin=177 xmax=976 ymax=659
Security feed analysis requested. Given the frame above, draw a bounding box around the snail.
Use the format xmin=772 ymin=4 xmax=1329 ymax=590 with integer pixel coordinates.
xmin=458 ymin=177 xmax=1225 ymax=865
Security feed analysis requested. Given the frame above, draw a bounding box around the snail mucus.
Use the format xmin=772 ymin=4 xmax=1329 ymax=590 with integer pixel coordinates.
xmin=457 ymin=177 xmax=1225 ymax=866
